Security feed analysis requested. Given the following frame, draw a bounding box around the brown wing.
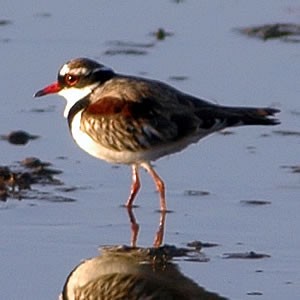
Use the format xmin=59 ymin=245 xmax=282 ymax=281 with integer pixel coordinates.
xmin=80 ymin=76 xmax=279 ymax=153
xmin=79 ymin=75 xmax=210 ymax=152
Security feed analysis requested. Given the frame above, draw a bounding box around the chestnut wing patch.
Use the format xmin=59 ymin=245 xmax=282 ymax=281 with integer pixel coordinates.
xmin=85 ymin=96 xmax=162 ymax=120
xmin=86 ymin=97 xmax=133 ymax=117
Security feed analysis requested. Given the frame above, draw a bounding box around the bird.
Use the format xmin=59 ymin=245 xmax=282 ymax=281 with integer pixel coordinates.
xmin=34 ymin=58 xmax=280 ymax=211
xmin=59 ymin=245 xmax=228 ymax=300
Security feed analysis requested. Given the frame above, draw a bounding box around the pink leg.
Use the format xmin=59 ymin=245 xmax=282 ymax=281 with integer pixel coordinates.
xmin=141 ymin=162 xmax=167 ymax=212
xmin=126 ymin=164 xmax=140 ymax=208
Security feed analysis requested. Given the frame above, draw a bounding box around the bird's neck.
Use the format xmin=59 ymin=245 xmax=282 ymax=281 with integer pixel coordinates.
xmin=67 ymin=97 xmax=90 ymax=128
xmin=59 ymin=83 xmax=99 ymax=118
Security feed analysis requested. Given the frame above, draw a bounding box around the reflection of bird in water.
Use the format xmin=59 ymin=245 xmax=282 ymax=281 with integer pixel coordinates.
xmin=126 ymin=208 xmax=166 ymax=248
xmin=60 ymin=246 xmax=227 ymax=300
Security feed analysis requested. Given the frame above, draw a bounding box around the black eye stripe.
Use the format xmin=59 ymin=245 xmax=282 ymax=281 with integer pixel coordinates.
xmin=57 ymin=64 xmax=115 ymax=88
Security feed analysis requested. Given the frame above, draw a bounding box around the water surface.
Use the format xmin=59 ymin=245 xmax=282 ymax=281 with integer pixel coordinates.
xmin=1 ymin=1 xmax=300 ymax=299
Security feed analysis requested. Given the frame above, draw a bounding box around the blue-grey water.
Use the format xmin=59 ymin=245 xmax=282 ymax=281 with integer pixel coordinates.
xmin=1 ymin=1 xmax=300 ymax=299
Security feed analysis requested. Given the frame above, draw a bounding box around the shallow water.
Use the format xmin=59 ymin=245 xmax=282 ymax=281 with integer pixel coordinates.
xmin=1 ymin=1 xmax=300 ymax=299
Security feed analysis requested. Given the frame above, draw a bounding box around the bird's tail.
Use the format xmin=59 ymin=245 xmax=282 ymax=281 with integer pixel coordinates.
xmin=221 ymin=106 xmax=280 ymax=127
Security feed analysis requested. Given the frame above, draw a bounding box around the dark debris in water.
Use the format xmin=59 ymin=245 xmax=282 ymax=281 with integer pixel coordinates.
xmin=107 ymin=40 xmax=155 ymax=49
xmin=236 ymin=23 xmax=300 ymax=42
xmin=55 ymin=185 xmax=91 ymax=193
xmin=247 ymin=291 xmax=263 ymax=296
xmin=20 ymin=157 xmax=63 ymax=183
xmin=260 ymin=133 xmax=271 ymax=138
xmin=103 ymin=27 xmax=173 ymax=57
xmin=21 ymin=157 xmax=51 ymax=168
xmin=103 ymin=40 xmax=156 ymax=56
xmin=0 ymin=157 xmax=74 ymax=203
xmin=184 ymin=190 xmax=210 ymax=197
xmin=272 ymin=129 xmax=300 ymax=137
xmin=245 ymin=145 xmax=257 ymax=154
xmin=240 ymin=200 xmax=271 ymax=206
xmin=168 ymin=75 xmax=189 ymax=81
xmin=104 ymin=48 xmax=148 ymax=56
xmin=223 ymin=251 xmax=270 ymax=259
xmin=0 ymin=130 xmax=39 ymax=145
xmin=218 ymin=130 xmax=235 ymax=136
xmin=151 ymin=28 xmax=174 ymax=40
xmin=281 ymin=165 xmax=300 ymax=173
xmin=290 ymin=110 xmax=300 ymax=116
xmin=187 ymin=240 xmax=219 ymax=250
xmin=0 ymin=19 xmax=12 ymax=26
xmin=34 ymin=12 xmax=52 ymax=18
xmin=24 ymin=190 xmax=76 ymax=203
xmin=0 ymin=38 xmax=10 ymax=43
xmin=29 ymin=105 xmax=56 ymax=113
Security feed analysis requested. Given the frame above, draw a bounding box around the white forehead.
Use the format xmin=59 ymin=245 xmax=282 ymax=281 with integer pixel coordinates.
xmin=59 ymin=63 xmax=113 ymax=76
xmin=59 ymin=64 xmax=70 ymax=76
xmin=59 ymin=64 xmax=89 ymax=76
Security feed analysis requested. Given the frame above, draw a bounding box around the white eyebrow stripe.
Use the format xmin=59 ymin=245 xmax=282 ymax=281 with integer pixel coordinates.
xmin=59 ymin=64 xmax=70 ymax=76
xmin=60 ymin=66 xmax=90 ymax=76
xmin=59 ymin=65 xmax=112 ymax=77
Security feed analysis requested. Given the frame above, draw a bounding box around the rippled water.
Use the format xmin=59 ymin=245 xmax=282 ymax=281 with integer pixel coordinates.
xmin=1 ymin=1 xmax=300 ymax=299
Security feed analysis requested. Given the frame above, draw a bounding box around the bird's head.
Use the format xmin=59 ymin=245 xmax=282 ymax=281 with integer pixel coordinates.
xmin=34 ymin=58 xmax=115 ymax=117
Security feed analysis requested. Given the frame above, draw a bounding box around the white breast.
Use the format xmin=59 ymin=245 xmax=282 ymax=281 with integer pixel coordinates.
xmin=70 ymin=111 xmax=144 ymax=164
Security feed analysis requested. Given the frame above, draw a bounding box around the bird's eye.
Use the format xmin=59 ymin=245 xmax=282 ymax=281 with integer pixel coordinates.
xmin=65 ymin=74 xmax=79 ymax=86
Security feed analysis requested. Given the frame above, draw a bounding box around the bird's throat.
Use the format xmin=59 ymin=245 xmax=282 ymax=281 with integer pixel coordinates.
xmin=58 ymin=84 xmax=97 ymax=118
